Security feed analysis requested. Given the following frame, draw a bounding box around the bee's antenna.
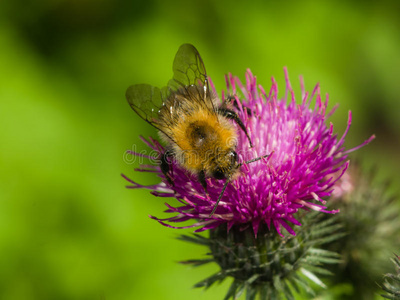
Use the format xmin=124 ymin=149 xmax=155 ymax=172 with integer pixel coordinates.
xmin=209 ymin=179 xmax=230 ymax=217
xmin=237 ymin=153 xmax=272 ymax=168
xmin=208 ymin=152 xmax=272 ymax=217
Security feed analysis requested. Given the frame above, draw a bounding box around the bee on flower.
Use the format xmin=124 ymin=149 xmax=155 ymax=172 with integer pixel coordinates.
xmin=123 ymin=44 xmax=374 ymax=237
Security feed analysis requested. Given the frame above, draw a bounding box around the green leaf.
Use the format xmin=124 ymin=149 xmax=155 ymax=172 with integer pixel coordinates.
xmin=307 ymin=248 xmax=341 ymax=257
xmin=177 ymin=234 xmax=210 ymax=246
xmin=273 ymin=275 xmax=283 ymax=292
xmin=299 ymin=264 xmax=333 ymax=276
xmin=194 ymin=271 xmax=226 ymax=289
xmin=245 ymin=286 xmax=257 ymax=300
xmin=224 ymin=280 xmax=241 ymax=300
xmin=179 ymin=258 xmax=214 ymax=266
xmin=300 ymin=268 xmax=327 ymax=288
xmin=281 ymin=281 xmax=295 ymax=300
xmin=291 ymin=273 xmax=315 ymax=297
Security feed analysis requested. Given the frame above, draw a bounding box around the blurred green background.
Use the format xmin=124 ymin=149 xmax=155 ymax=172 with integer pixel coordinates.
xmin=1 ymin=0 xmax=399 ymax=299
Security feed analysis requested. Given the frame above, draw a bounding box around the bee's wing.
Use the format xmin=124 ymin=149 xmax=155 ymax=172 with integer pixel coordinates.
xmin=125 ymin=84 xmax=176 ymax=142
xmin=168 ymin=43 xmax=215 ymax=112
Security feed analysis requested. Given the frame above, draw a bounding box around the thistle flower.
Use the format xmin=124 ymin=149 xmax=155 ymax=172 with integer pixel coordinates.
xmin=123 ymin=68 xmax=374 ymax=237
xmin=325 ymin=163 xmax=400 ymax=299
xmin=381 ymin=254 xmax=400 ymax=299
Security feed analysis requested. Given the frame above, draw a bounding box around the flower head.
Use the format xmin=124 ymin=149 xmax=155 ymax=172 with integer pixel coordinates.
xmin=124 ymin=68 xmax=374 ymax=236
xmin=381 ymin=254 xmax=400 ymax=299
xmin=326 ymin=162 xmax=400 ymax=298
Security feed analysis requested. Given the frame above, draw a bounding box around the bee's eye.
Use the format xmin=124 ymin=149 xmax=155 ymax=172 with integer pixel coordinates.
xmin=213 ymin=168 xmax=225 ymax=180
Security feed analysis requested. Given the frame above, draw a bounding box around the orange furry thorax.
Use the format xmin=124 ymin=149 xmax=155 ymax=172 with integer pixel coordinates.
xmin=159 ymin=105 xmax=238 ymax=176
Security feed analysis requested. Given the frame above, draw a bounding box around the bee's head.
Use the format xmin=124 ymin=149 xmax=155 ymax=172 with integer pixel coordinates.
xmin=211 ymin=150 xmax=238 ymax=180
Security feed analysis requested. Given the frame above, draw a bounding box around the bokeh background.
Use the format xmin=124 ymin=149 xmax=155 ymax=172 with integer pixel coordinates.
xmin=1 ymin=0 xmax=399 ymax=299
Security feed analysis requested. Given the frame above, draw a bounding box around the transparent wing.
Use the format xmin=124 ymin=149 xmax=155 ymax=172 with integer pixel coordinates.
xmin=125 ymin=84 xmax=174 ymax=141
xmin=126 ymin=44 xmax=214 ymax=144
xmin=168 ymin=43 xmax=215 ymax=112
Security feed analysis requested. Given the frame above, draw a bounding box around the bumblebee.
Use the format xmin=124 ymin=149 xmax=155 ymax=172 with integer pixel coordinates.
xmin=126 ymin=44 xmax=267 ymax=216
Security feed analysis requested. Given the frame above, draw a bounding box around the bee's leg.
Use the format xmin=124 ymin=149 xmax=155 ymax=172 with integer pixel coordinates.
xmin=222 ymin=95 xmax=236 ymax=107
xmin=218 ymin=108 xmax=253 ymax=148
xmin=223 ymin=95 xmax=253 ymax=116
xmin=198 ymin=170 xmax=209 ymax=198
xmin=160 ymin=150 xmax=174 ymax=186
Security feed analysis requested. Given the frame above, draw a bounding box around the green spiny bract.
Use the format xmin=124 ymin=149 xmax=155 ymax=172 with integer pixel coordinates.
xmin=179 ymin=211 xmax=344 ymax=300
xmin=325 ymin=164 xmax=400 ymax=299
xmin=381 ymin=254 xmax=400 ymax=300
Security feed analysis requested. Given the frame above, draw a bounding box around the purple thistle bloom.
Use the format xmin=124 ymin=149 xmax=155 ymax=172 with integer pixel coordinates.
xmin=123 ymin=68 xmax=374 ymax=237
